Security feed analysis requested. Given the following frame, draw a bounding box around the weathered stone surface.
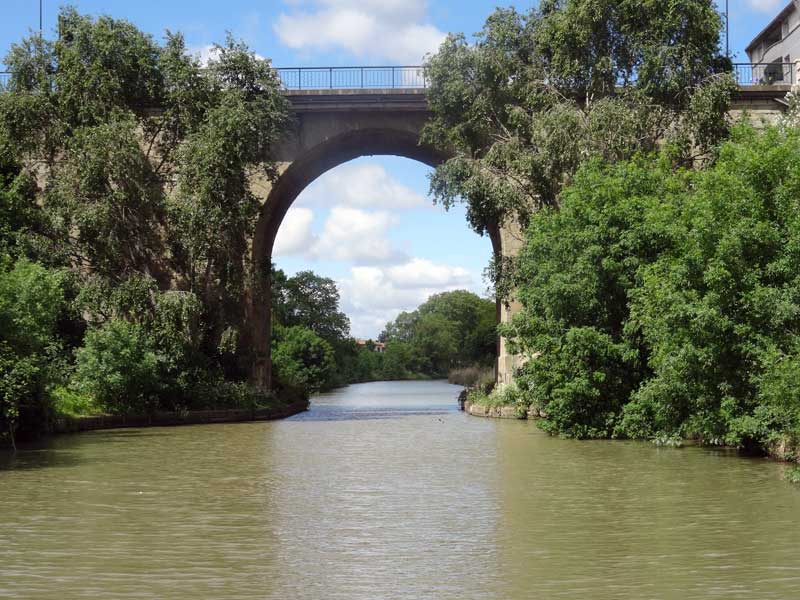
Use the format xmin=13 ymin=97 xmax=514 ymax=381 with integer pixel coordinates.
xmin=463 ymin=400 xmax=522 ymax=419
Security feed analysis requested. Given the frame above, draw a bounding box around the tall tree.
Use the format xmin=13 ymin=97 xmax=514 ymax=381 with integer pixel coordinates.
xmin=423 ymin=1 xmax=733 ymax=241
xmin=0 ymin=8 xmax=291 ymax=378
xmin=272 ymin=269 xmax=351 ymax=343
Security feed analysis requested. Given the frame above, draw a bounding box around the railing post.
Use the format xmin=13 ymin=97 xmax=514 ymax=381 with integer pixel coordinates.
xmin=330 ymin=67 xmax=333 ymax=89
xmin=298 ymin=68 xmax=302 ymax=90
xmin=360 ymin=67 xmax=364 ymax=89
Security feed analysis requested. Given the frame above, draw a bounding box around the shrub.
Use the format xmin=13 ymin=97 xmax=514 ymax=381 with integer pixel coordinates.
xmin=786 ymin=465 xmax=800 ymax=484
xmin=51 ymin=385 xmax=98 ymax=417
xmin=74 ymin=319 xmax=163 ymax=414
xmin=0 ymin=258 xmax=67 ymax=444
xmin=272 ymin=326 xmax=336 ymax=395
xmin=507 ymin=124 xmax=800 ymax=451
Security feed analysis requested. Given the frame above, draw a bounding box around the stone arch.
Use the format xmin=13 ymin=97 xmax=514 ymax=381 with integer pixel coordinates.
xmin=247 ymin=127 xmax=503 ymax=391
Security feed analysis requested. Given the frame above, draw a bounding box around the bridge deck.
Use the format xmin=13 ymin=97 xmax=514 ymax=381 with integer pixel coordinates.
xmin=285 ymin=88 xmax=429 ymax=112
xmin=284 ymin=85 xmax=790 ymax=113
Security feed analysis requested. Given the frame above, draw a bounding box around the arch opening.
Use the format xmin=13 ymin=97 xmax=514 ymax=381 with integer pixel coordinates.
xmin=248 ymin=127 xmax=502 ymax=391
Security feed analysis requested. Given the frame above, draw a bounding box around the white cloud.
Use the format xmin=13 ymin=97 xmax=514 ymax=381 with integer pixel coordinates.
xmin=274 ymin=0 xmax=446 ymax=63
xmin=297 ymin=163 xmax=425 ymax=209
xmin=310 ymin=207 xmax=404 ymax=263
xmin=338 ymin=259 xmax=477 ymax=338
xmin=387 ymin=258 xmax=471 ymax=289
xmin=190 ymin=44 xmax=219 ymax=67
xmin=189 ymin=44 xmax=268 ymax=67
xmin=745 ymin=0 xmax=785 ymax=12
xmin=274 ymin=208 xmax=315 ymax=256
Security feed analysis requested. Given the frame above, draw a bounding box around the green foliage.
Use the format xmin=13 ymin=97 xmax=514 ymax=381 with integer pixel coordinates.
xmin=268 ymin=269 xmax=496 ymax=390
xmin=74 ymin=320 xmax=163 ymax=415
xmin=423 ymin=0 xmax=733 ymax=256
xmin=505 ymin=156 xmax=683 ymax=437
xmin=786 ymin=466 xmax=800 ymax=484
xmin=0 ymin=258 xmax=68 ymax=443
xmin=626 ymin=125 xmax=800 ymax=448
xmin=0 ymin=142 xmax=42 ymax=260
xmin=272 ymin=326 xmax=336 ymax=395
xmin=51 ymin=386 xmax=98 ymax=418
xmin=467 ymin=384 xmax=524 ymax=417
xmin=381 ymin=290 xmax=497 ymax=378
xmin=272 ymin=268 xmax=350 ymax=342
xmin=0 ymin=8 xmax=293 ymax=433
xmin=507 ymin=124 xmax=800 ymax=453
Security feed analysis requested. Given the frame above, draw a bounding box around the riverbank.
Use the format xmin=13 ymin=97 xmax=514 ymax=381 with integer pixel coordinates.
xmin=50 ymin=399 xmax=309 ymax=435
xmin=459 ymin=392 xmax=799 ymax=464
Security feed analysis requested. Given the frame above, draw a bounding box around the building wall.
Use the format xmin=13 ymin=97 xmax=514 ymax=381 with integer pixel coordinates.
xmin=748 ymin=1 xmax=800 ymax=66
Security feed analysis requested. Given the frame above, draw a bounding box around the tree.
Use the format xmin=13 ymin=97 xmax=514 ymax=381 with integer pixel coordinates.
xmin=380 ymin=290 xmax=497 ymax=378
xmin=0 ymin=8 xmax=291 ymax=399
xmin=272 ymin=269 xmax=350 ymax=342
xmin=504 ymin=155 xmax=684 ymax=437
xmin=422 ymin=1 xmax=733 ymax=275
xmin=74 ymin=319 xmax=163 ymax=415
xmin=272 ymin=326 xmax=336 ymax=394
xmin=623 ymin=125 xmax=800 ymax=448
xmin=506 ymin=123 xmax=800 ymax=451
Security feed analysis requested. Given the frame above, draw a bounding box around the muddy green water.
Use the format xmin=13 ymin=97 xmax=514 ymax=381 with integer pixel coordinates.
xmin=1 ymin=380 xmax=799 ymax=599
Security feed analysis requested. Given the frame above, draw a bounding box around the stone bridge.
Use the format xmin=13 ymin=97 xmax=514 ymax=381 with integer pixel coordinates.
xmin=0 ymin=66 xmax=792 ymax=391
xmin=248 ymin=80 xmax=792 ymax=391
xmin=247 ymin=88 xmax=523 ymax=390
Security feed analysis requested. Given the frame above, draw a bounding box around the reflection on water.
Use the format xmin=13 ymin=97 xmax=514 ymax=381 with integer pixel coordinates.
xmin=1 ymin=380 xmax=799 ymax=599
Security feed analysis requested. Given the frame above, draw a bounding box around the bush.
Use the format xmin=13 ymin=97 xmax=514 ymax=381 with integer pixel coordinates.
xmin=0 ymin=258 xmax=67 ymax=444
xmin=51 ymin=385 xmax=98 ymax=417
xmin=272 ymin=326 xmax=336 ymax=395
xmin=507 ymin=124 xmax=800 ymax=451
xmin=786 ymin=465 xmax=800 ymax=484
xmin=505 ymin=155 xmax=680 ymax=438
xmin=627 ymin=126 xmax=800 ymax=446
xmin=74 ymin=319 xmax=163 ymax=414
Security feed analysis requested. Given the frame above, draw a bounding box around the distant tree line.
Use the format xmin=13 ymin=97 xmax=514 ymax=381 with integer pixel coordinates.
xmin=269 ymin=266 xmax=497 ymax=392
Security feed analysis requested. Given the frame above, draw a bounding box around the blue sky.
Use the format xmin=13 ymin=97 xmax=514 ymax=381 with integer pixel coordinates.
xmin=1 ymin=0 xmax=790 ymax=337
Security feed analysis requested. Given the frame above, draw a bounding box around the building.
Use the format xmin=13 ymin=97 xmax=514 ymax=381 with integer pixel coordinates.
xmin=355 ymin=339 xmax=386 ymax=353
xmin=745 ymin=1 xmax=800 ymax=83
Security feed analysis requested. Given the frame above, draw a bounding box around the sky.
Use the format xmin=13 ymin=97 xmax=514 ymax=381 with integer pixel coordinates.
xmin=0 ymin=0 xmax=790 ymax=338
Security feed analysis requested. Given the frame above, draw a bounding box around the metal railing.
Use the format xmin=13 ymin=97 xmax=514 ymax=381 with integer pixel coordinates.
xmin=274 ymin=66 xmax=428 ymax=90
xmin=734 ymin=62 xmax=795 ymax=86
xmin=1 ymin=65 xmax=795 ymax=93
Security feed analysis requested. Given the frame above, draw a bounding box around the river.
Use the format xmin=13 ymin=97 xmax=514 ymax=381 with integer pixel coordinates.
xmin=1 ymin=380 xmax=799 ymax=599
